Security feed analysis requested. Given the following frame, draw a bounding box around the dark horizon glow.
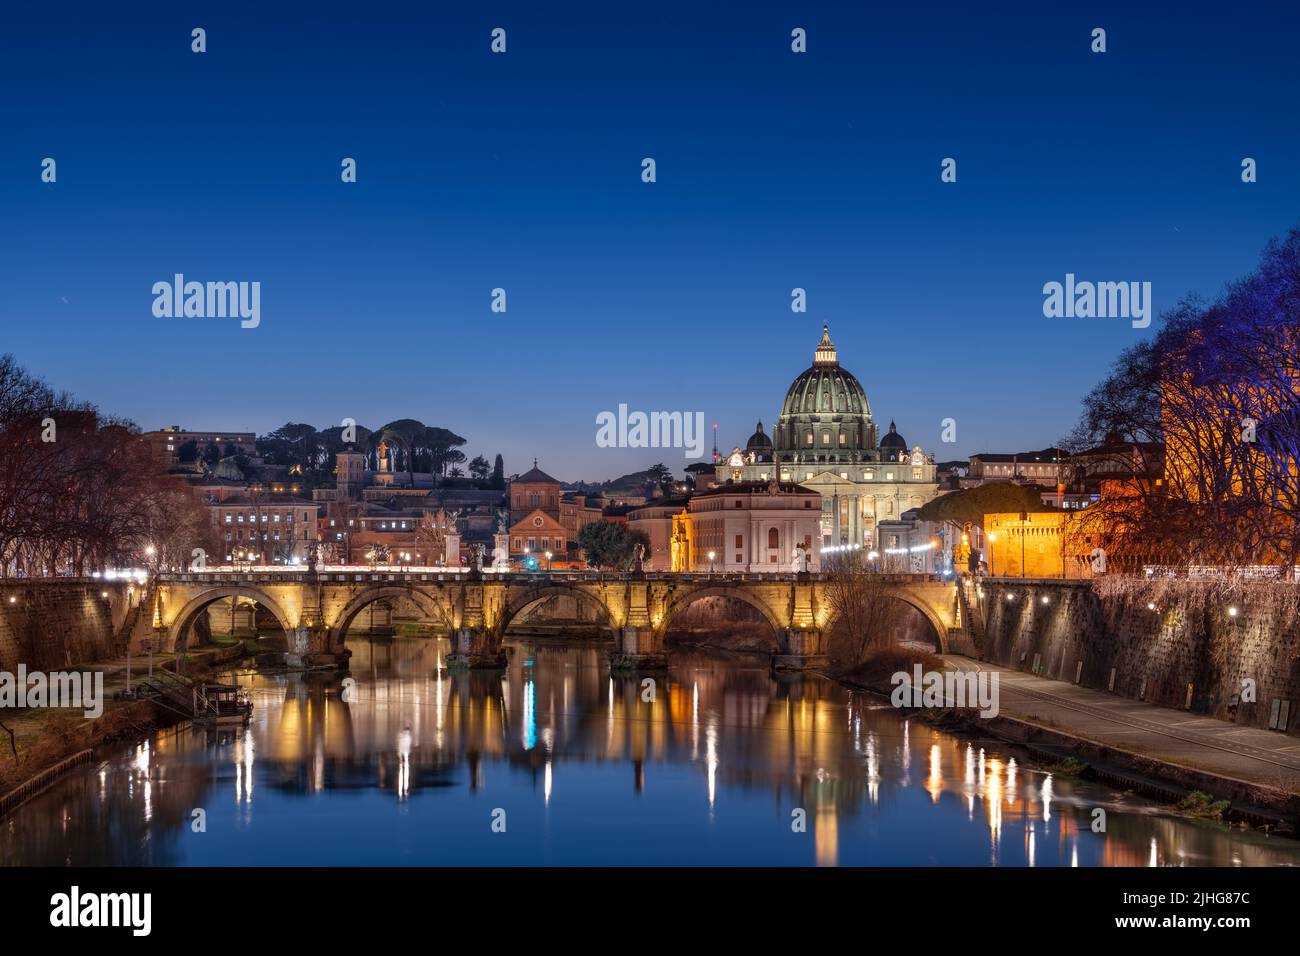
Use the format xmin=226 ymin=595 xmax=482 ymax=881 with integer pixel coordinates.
xmin=3 ymin=1 xmax=1298 ymax=482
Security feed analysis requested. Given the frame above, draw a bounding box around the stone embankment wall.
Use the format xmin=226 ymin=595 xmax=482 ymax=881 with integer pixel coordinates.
xmin=980 ymin=577 xmax=1300 ymax=738
xmin=0 ymin=580 xmax=134 ymax=671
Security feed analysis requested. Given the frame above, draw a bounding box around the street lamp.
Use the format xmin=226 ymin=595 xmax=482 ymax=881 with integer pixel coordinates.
xmin=708 ymin=550 xmax=716 ymax=575
xmin=545 ymin=550 xmax=552 ymax=571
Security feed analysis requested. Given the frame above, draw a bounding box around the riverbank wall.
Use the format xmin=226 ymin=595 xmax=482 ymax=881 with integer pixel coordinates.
xmin=0 ymin=579 xmax=136 ymax=672
xmin=978 ymin=578 xmax=1300 ymax=738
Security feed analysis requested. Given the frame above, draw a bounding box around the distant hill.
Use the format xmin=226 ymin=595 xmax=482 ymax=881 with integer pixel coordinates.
xmin=566 ymin=464 xmax=673 ymax=496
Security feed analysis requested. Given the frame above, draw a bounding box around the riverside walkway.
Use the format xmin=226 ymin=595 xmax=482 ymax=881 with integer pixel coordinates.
xmin=943 ymin=656 xmax=1300 ymax=797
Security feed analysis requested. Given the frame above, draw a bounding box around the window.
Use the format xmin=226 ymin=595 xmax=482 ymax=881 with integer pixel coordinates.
xmin=224 ymin=514 xmax=232 ymax=524
xmin=839 ymin=433 xmax=846 ymax=445
xmin=734 ymin=500 xmax=743 ymax=508
xmin=886 ymin=472 xmax=895 ymax=481
xmin=514 ymin=537 xmax=522 ymax=549
xmin=822 ymin=432 xmax=830 ymax=446
xmin=805 ymin=432 xmax=814 ymax=446
xmin=735 ymin=534 xmax=743 ymax=548
xmin=767 ymin=528 xmax=779 ymax=549
xmin=865 ymin=470 xmax=874 ymax=480
xmin=912 ymin=468 xmax=922 ymax=479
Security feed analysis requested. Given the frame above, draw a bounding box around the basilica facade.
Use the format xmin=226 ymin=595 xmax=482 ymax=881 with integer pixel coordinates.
xmin=713 ymin=325 xmax=939 ymax=551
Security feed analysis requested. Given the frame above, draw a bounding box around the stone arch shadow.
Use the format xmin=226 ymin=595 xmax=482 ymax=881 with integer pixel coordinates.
xmin=167 ymin=586 xmax=295 ymax=652
xmin=658 ymin=585 xmax=787 ymax=643
xmin=329 ymin=586 xmax=455 ymax=649
xmin=498 ymin=583 xmax=619 ymax=640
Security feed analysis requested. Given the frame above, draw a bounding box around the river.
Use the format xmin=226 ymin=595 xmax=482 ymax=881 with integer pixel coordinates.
xmin=3 ymin=637 xmax=1298 ymax=866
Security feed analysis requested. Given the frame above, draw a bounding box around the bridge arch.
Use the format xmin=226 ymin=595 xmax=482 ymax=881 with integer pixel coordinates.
xmin=499 ymin=582 xmax=618 ymax=638
xmin=822 ymin=588 xmax=950 ymax=654
xmin=330 ymin=586 xmax=454 ymax=648
xmin=660 ymin=585 xmax=786 ymax=640
xmin=167 ymin=586 xmax=295 ymax=652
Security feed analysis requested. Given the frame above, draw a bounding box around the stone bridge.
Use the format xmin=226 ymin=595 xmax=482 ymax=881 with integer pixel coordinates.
xmin=138 ymin=569 xmax=973 ymax=671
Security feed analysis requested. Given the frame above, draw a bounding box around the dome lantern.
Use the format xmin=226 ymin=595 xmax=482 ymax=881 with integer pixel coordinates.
xmin=813 ymin=324 xmax=837 ymax=365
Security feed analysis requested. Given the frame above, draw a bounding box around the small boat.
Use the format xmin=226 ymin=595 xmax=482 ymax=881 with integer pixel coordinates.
xmin=193 ymin=682 xmax=254 ymax=726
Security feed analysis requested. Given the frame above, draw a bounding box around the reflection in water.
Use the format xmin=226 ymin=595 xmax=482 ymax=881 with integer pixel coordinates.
xmin=3 ymin=636 xmax=1299 ymax=867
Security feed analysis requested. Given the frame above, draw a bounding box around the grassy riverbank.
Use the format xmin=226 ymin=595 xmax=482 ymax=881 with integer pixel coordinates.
xmin=0 ymin=642 xmax=254 ymax=807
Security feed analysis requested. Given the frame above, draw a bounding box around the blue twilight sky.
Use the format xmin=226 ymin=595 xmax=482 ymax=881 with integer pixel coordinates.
xmin=2 ymin=1 xmax=1298 ymax=482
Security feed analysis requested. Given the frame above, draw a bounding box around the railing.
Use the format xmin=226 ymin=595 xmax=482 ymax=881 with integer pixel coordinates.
xmin=4 ymin=569 xmax=952 ymax=586
xmin=0 ymin=748 xmax=95 ymax=818
xmin=1142 ymin=565 xmax=1300 ymax=581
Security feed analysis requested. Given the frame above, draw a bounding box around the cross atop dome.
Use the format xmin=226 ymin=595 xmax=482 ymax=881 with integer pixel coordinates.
xmin=813 ymin=324 xmax=838 ymax=366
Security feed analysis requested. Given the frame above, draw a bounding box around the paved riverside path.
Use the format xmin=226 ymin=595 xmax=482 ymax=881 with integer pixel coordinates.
xmin=941 ymin=656 xmax=1300 ymax=794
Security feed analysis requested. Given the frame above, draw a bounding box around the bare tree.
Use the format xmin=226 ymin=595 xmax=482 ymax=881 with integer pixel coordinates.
xmin=821 ymin=550 xmax=910 ymax=661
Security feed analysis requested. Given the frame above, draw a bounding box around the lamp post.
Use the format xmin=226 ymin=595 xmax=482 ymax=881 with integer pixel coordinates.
xmin=708 ymin=550 xmax=716 ymax=575
xmin=545 ymin=550 xmax=553 ymax=572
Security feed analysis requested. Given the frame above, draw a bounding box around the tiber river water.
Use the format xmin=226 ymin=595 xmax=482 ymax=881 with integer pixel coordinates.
xmin=3 ymin=637 xmax=1299 ymax=866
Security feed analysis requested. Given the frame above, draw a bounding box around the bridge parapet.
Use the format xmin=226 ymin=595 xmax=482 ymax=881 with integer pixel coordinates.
xmin=116 ymin=570 xmax=970 ymax=674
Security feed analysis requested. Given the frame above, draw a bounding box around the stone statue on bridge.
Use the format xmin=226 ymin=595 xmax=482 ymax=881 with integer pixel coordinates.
xmin=792 ymin=543 xmax=809 ymax=574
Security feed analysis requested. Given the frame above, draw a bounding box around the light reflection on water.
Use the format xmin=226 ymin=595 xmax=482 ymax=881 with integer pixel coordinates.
xmin=3 ymin=637 xmax=1299 ymax=866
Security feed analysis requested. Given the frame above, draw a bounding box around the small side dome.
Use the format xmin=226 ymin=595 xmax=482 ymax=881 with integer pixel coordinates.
xmin=746 ymin=421 xmax=772 ymax=450
xmin=879 ymin=420 xmax=907 ymax=453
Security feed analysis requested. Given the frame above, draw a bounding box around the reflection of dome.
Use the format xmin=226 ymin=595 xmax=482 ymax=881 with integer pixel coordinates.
xmin=746 ymin=421 xmax=773 ymax=460
xmin=879 ymin=420 xmax=907 ymax=454
xmin=774 ymin=324 xmax=878 ymax=461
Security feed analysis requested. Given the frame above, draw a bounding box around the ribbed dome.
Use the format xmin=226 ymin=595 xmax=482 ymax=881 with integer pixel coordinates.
xmin=779 ymin=328 xmax=871 ymax=416
xmin=774 ymin=325 xmax=878 ymax=461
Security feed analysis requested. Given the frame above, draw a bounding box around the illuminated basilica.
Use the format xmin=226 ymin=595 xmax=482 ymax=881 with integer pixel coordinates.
xmin=714 ymin=325 xmax=939 ymax=550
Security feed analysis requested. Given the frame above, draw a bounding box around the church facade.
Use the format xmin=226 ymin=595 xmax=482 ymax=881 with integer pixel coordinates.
xmin=713 ymin=325 xmax=939 ymax=551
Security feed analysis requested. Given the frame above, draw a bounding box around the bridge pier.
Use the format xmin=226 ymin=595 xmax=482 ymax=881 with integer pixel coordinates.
xmin=446 ymin=627 xmax=508 ymax=670
xmin=772 ymin=627 xmax=828 ymax=672
xmin=302 ymin=625 xmax=351 ymax=670
xmin=609 ymin=626 xmax=668 ymax=672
